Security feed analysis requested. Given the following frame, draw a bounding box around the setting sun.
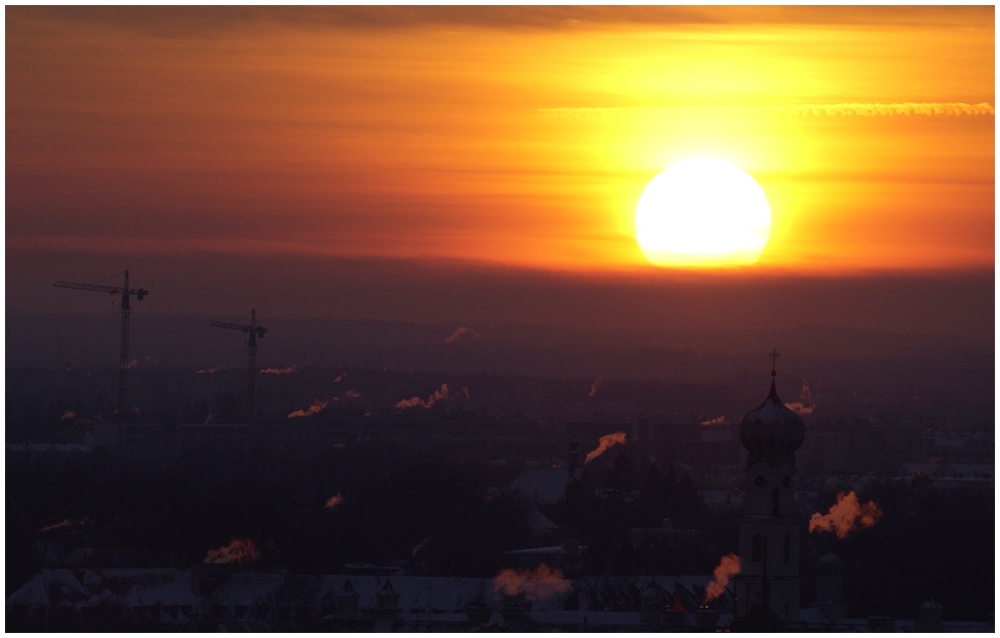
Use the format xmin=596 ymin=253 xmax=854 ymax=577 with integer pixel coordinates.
xmin=634 ymin=159 xmax=772 ymax=268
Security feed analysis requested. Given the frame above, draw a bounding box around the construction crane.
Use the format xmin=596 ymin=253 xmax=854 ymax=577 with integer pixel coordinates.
xmin=210 ymin=309 xmax=267 ymax=426
xmin=53 ymin=270 xmax=149 ymax=442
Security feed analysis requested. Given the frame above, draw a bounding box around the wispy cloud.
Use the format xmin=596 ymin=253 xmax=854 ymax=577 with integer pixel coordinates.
xmin=17 ymin=6 xmax=989 ymax=36
xmin=540 ymin=102 xmax=994 ymax=119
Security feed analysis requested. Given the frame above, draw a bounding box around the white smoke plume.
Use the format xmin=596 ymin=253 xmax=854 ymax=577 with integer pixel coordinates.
xmin=704 ymin=553 xmax=740 ymax=603
xmin=493 ymin=564 xmax=572 ymax=601
xmin=584 ymin=432 xmax=627 ymax=464
xmin=445 ymin=325 xmax=481 ymax=344
xmin=288 ymin=398 xmax=332 ymax=418
xmin=260 ymin=364 xmax=298 ymax=375
xmin=395 ymin=384 xmax=449 ymax=409
xmin=588 ymin=376 xmax=602 ymax=398
xmin=809 ymin=491 xmax=883 ymax=538
xmin=203 ymin=538 xmax=260 ymax=565
xmin=412 ymin=536 xmax=432 ymax=556
xmin=38 ymin=515 xmax=93 ymax=534
xmin=784 ymin=379 xmax=815 ymax=415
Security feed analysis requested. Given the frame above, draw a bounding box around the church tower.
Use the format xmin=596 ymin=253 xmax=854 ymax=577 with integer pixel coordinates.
xmin=733 ymin=350 xmax=805 ymax=629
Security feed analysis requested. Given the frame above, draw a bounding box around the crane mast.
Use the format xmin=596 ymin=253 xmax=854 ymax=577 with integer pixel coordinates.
xmin=210 ymin=309 xmax=267 ymax=426
xmin=53 ymin=270 xmax=149 ymax=448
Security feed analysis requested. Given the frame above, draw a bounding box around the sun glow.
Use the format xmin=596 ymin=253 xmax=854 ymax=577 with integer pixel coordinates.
xmin=634 ymin=159 xmax=772 ymax=268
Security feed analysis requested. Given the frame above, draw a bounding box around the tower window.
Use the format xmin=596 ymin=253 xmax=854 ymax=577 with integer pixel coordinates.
xmin=783 ymin=534 xmax=791 ymax=564
xmin=751 ymin=534 xmax=765 ymax=563
xmin=772 ymin=487 xmax=780 ymax=516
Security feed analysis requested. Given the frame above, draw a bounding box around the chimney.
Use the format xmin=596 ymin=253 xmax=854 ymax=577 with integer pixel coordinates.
xmin=815 ymin=553 xmax=844 ymax=603
xmin=335 ymin=579 xmax=360 ymax=620
xmin=559 ymin=538 xmax=582 ymax=578
xmin=466 ymin=598 xmax=493 ymax=626
xmin=640 ymin=581 xmax=665 ymax=626
xmin=663 ymin=607 xmax=686 ymax=629
xmin=567 ymin=436 xmax=579 ymax=475
xmin=916 ymin=600 xmax=943 ymax=632
xmin=502 ymin=591 xmax=527 ymax=625
xmin=190 ymin=563 xmax=225 ymax=597
xmin=867 ymin=616 xmax=895 ymax=632
xmin=375 ymin=578 xmax=400 ymax=620
xmin=696 ymin=607 xmax=720 ymax=630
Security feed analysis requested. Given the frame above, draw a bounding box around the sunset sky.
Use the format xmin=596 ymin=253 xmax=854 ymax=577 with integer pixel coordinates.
xmin=5 ymin=6 xmax=995 ymax=339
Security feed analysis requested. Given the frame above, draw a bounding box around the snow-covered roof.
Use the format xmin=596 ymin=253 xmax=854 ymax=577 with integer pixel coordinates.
xmin=7 ymin=567 xmax=739 ymax=635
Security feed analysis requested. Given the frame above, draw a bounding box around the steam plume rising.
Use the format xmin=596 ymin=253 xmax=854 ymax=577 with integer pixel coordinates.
xmin=588 ymin=376 xmax=602 ymax=398
xmin=584 ymin=432 xmax=627 ymax=464
xmin=704 ymin=553 xmax=740 ymax=603
xmin=784 ymin=378 xmax=815 ymax=415
xmin=395 ymin=384 xmax=449 ymax=409
xmin=700 ymin=415 xmax=726 ymax=425
xmin=196 ymin=366 xmax=225 ymax=374
xmin=204 ymin=538 xmax=260 ymax=564
xmin=809 ymin=491 xmax=883 ymax=538
xmin=325 ymin=493 xmax=344 ymax=509
xmin=288 ymin=398 xmax=331 ymax=418
xmin=412 ymin=536 xmax=432 ymax=556
xmin=38 ymin=515 xmax=93 ymax=534
xmin=445 ymin=325 xmax=481 ymax=344
xmin=260 ymin=364 xmax=298 ymax=375
xmin=493 ymin=564 xmax=572 ymax=601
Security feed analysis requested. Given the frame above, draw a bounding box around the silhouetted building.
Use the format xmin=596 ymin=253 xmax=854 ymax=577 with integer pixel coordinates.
xmin=733 ymin=356 xmax=805 ymax=629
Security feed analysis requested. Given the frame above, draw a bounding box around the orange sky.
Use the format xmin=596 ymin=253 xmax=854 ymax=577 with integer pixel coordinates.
xmin=6 ymin=6 xmax=995 ymax=275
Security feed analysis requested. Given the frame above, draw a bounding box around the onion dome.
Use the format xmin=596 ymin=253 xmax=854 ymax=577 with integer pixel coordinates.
xmin=739 ymin=352 xmax=805 ymax=468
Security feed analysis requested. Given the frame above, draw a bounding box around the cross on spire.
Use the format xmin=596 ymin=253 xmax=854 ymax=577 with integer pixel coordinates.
xmin=769 ymin=348 xmax=780 ymax=377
